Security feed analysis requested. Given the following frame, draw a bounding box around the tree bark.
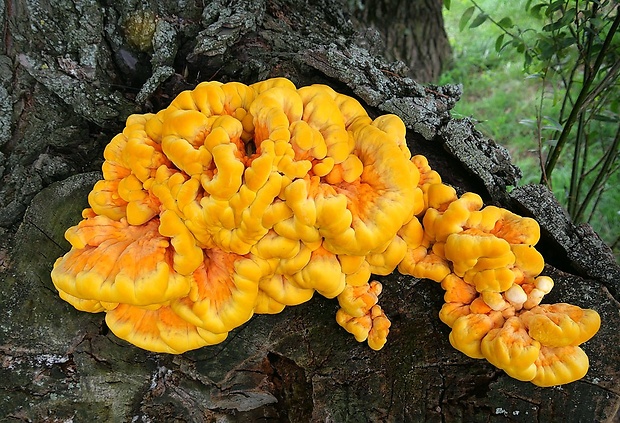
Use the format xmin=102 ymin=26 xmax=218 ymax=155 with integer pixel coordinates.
xmin=1 ymin=0 xmax=619 ymax=422
xmin=350 ymin=0 xmax=452 ymax=82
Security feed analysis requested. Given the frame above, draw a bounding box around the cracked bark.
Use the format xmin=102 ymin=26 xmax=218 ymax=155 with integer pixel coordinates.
xmin=1 ymin=0 xmax=619 ymax=422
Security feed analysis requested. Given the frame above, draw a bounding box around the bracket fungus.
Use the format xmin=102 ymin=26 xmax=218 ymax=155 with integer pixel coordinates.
xmin=52 ymin=77 xmax=600 ymax=386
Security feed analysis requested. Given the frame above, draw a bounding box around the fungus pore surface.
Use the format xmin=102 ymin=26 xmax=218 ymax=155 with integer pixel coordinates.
xmin=51 ymin=78 xmax=600 ymax=386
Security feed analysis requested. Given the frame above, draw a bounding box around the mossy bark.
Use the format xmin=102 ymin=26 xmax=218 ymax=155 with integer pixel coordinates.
xmin=1 ymin=0 xmax=619 ymax=421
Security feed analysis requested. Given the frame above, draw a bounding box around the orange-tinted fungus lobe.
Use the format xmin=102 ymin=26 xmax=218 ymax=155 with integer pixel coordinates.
xmin=50 ymin=78 xmax=599 ymax=387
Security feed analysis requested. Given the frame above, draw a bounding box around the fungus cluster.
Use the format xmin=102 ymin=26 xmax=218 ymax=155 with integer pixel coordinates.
xmin=51 ymin=78 xmax=600 ymax=386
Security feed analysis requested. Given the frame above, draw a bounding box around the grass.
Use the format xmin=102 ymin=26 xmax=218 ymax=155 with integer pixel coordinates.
xmin=440 ymin=0 xmax=620 ymax=261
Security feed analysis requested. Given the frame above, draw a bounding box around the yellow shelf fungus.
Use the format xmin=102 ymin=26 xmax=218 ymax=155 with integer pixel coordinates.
xmin=51 ymin=77 xmax=600 ymax=387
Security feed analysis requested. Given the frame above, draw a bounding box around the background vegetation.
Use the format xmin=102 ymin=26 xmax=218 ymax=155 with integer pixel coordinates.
xmin=440 ymin=0 xmax=619 ymax=262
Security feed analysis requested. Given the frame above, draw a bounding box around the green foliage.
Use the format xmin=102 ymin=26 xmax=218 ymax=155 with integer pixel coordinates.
xmin=441 ymin=0 xmax=620 ymax=261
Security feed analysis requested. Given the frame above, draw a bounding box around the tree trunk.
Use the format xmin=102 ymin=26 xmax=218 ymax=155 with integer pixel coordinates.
xmin=350 ymin=0 xmax=452 ymax=82
xmin=1 ymin=0 xmax=619 ymax=421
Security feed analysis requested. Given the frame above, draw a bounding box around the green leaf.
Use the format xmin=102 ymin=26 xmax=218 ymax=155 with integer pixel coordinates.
xmin=592 ymin=113 xmax=619 ymax=123
xmin=524 ymin=50 xmax=533 ymax=69
xmin=513 ymin=38 xmax=526 ymax=53
xmin=443 ymin=0 xmax=451 ymax=10
xmin=543 ymin=8 xmax=576 ymax=32
xmin=498 ymin=17 xmax=514 ymax=29
xmin=470 ymin=12 xmax=489 ymax=29
xmin=525 ymin=73 xmax=544 ymax=80
xmin=545 ymin=139 xmax=558 ymax=148
xmin=459 ymin=6 xmax=475 ymax=31
xmin=495 ymin=34 xmax=506 ymax=52
xmin=538 ymin=36 xmax=556 ymax=61
xmin=558 ymin=34 xmax=577 ymax=50
xmin=547 ymin=0 xmax=565 ymax=14
xmin=530 ymin=3 xmax=547 ymax=18
xmin=519 ymin=118 xmax=537 ymax=127
xmin=562 ymin=8 xmax=576 ymax=25
xmin=543 ymin=116 xmax=564 ymax=131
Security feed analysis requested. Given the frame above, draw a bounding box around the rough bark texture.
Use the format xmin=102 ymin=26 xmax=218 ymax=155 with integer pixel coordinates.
xmin=1 ymin=1 xmax=619 ymax=422
xmin=350 ymin=0 xmax=452 ymax=82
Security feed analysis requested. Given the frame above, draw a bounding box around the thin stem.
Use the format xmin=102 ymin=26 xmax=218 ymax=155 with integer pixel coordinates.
xmin=568 ymin=112 xmax=587 ymax=217
xmin=581 ymin=59 xmax=620 ymax=108
xmin=536 ymin=82 xmax=549 ymax=186
xmin=543 ymin=6 xmax=620 ymax=180
xmin=552 ymin=56 xmax=579 ymax=139
xmin=612 ymin=234 xmax=620 ymax=251
xmin=574 ymin=125 xmax=620 ymax=222
xmin=586 ymin=184 xmax=604 ymax=222
xmin=469 ymin=0 xmax=520 ymax=39
xmin=469 ymin=0 xmax=541 ymax=62
xmin=586 ymin=162 xmax=617 ymax=222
